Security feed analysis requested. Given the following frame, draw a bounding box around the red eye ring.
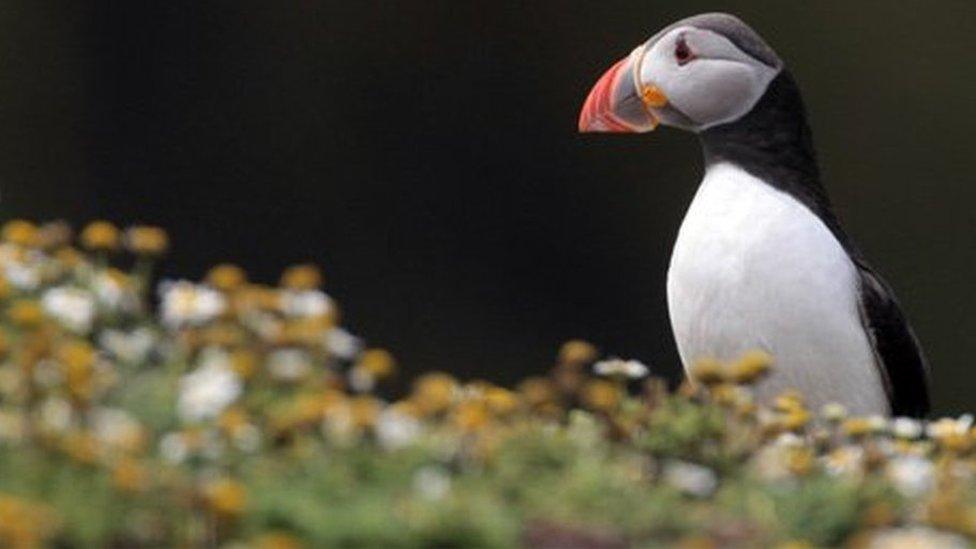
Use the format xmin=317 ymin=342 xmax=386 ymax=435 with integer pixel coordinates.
xmin=675 ymin=37 xmax=694 ymax=65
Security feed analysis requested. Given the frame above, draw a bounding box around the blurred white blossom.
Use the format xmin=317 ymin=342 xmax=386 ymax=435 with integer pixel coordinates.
xmin=42 ymin=286 xmax=96 ymax=333
xmin=268 ymin=348 xmax=313 ymax=382
xmin=325 ymin=327 xmax=361 ymax=360
xmin=413 ymin=466 xmax=451 ymax=501
xmin=279 ymin=289 xmax=333 ymax=319
xmin=177 ymin=360 xmax=242 ymax=423
xmin=159 ymin=432 xmax=189 ymax=464
xmin=91 ymin=407 xmax=144 ymax=452
xmin=98 ymin=328 xmax=156 ymax=364
xmin=37 ymin=397 xmax=73 ymax=433
xmin=662 ymin=460 xmax=718 ymax=498
xmin=593 ymin=358 xmax=649 ymax=379
xmin=891 ymin=417 xmax=924 ymax=440
xmin=822 ymin=445 xmax=865 ymax=478
xmin=886 ymin=455 xmax=935 ymax=497
xmin=820 ymin=402 xmax=848 ymax=421
xmin=376 ymin=408 xmax=422 ymax=450
xmin=159 ymin=280 xmax=226 ymax=328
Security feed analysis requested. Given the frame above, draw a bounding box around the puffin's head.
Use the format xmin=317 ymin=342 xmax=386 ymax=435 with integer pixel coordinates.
xmin=579 ymin=13 xmax=783 ymax=134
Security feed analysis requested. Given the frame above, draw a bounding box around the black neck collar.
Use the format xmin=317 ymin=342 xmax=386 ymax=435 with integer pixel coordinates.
xmin=698 ymin=70 xmax=853 ymax=251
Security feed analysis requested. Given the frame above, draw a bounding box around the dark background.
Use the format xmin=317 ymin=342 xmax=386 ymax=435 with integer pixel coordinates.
xmin=2 ymin=2 xmax=973 ymax=413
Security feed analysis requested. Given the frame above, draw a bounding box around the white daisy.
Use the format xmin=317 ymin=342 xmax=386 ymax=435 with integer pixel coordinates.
xmin=176 ymin=360 xmax=242 ymax=423
xmin=890 ymin=417 xmax=924 ymax=440
xmin=42 ymin=286 xmax=96 ymax=333
xmin=98 ymin=327 xmax=156 ymax=364
xmin=324 ymin=327 xmax=362 ymax=360
xmin=821 ymin=445 xmax=864 ymax=478
xmin=159 ymin=280 xmax=226 ymax=328
xmin=279 ymin=289 xmax=334 ymax=319
xmin=90 ymin=407 xmax=144 ymax=451
xmin=159 ymin=432 xmax=189 ymax=464
xmin=593 ymin=358 xmax=650 ymax=379
xmin=375 ymin=408 xmax=422 ymax=450
xmin=662 ymin=460 xmax=718 ymax=498
xmin=886 ymin=455 xmax=935 ymax=497
xmin=413 ymin=466 xmax=451 ymax=501
xmin=267 ymin=348 xmax=313 ymax=382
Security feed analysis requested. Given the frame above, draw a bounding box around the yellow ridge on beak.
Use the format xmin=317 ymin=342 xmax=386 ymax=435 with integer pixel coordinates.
xmin=630 ymin=43 xmax=668 ymax=130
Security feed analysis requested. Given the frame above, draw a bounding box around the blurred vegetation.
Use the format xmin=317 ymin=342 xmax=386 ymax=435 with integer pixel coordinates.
xmin=0 ymin=219 xmax=974 ymax=548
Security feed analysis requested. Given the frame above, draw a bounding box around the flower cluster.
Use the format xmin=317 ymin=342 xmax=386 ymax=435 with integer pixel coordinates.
xmin=0 ymin=219 xmax=975 ymax=548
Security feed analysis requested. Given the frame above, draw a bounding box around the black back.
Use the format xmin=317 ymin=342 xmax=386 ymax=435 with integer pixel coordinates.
xmin=699 ymin=70 xmax=931 ymax=417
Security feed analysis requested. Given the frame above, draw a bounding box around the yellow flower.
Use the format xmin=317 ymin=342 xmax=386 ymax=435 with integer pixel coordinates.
xmin=36 ymin=221 xmax=72 ymax=250
xmin=860 ymin=502 xmax=897 ymax=528
xmin=926 ymin=490 xmax=976 ymax=536
xmin=318 ymin=389 xmax=349 ymax=416
xmin=218 ymin=407 xmax=250 ymax=435
xmin=8 ymin=299 xmax=44 ymax=328
xmin=411 ymin=373 xmax=458 ymax=415
xmin=203 ymin=478 xmax=247 ymax=518
xmin=62 ymin=431 xmax=99 ymax=465
xmin=582 ymin=379 xmax=620 ymax=412
xmin=517 ymin=377 xmax=556 ymax=408
xmin=690 ymin=358 xmax=725 ymax=385
xmin=199 ymin=322 xmax=248 ymax=347
xmin=280 ymin=264 xmax=323 ymax=290
xmin=786 ymin=446 xmax=815 ymax=476
xmin=452 ymin=400 xmax=491 ymax=433
xmin=779 ymin=408 xmax=812 ymax=432
xmin=357 ymin=349 xmax=396 ymax=380
xmin=207 ymin=264 xmax=248 ymax=292
xmin=112 ymin=458 xmax=149 ymax=493
xmin=709 ymin=383 xmax=742 ymax=407
xmin=841 ymin=417 xmax=873 ymax=438
xmin=727 ymin=349 xmax=773 ymax=385
xmin=229 ymin=348 xmax=259 ymax=379
xmin=773 ymin=390 xmax=806 ymax=414
xmin=275 ymin=317 xmax=333 ymax=347
xmin=939 ymin=433 xmax=973 ymax=453
xmin=558 ymin=339 xmax=598 ymax=365
xmin=80 ymin=220 xmax=121 ymax=251
xmin=1 ymin=220 xmax=39 ymax=247
xmin=229 ymin=285 xmax=278 ymax=316
xmin=349 ymin=396 xmax=382 ymax=429
xmin=54 ymin=246 xmax=85 ymax=269
xmin=58 ymin=340 xmax=96 ymax=400
xmin=484 ymin=386 xmax=519 ymax=416
xmin=0 ymin=495 xmax=60 ymax=548
xmin=124 ymin=225 xmax=169 ymax=255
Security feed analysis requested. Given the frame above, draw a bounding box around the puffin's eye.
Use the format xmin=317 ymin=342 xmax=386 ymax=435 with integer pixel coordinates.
xmin=674 ymin=37 xmax=694 ymax=65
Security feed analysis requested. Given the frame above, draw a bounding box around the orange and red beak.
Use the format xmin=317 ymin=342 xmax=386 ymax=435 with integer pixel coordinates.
xmin=578 ymin=48 xmax=668 ymax=133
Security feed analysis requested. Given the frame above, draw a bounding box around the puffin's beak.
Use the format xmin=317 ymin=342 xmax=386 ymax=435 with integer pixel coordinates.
xmin=578 ymin=47 xmax=668 ymax=133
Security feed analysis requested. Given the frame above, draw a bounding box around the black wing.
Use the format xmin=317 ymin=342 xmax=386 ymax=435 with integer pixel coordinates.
xmin=854 ymin=258 xmax=931 ymax=418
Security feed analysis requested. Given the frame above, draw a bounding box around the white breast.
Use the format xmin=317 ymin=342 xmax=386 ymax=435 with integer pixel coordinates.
xmin=667 ymin=162 xmax=888 ymax=415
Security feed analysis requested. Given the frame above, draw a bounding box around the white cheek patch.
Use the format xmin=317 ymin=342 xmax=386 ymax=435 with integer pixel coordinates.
xmin=669 ymin=59 xmax=772 ymax=129
xmin=638 ymin=28 xmax=779 ymax=130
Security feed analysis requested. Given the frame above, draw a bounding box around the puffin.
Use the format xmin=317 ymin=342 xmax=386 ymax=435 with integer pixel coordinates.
xmin=578 ymin=13 xmax=930 ymax=417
